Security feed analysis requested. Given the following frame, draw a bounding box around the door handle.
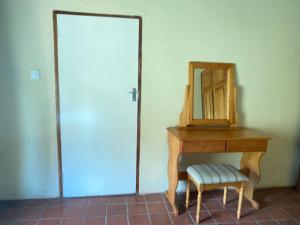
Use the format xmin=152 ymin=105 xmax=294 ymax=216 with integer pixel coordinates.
xmin=128 ymin=88 xmax=138 ymax=102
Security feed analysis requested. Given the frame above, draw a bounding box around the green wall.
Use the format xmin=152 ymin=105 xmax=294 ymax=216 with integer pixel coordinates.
xmin=0 ymin=0 xmax=300 ymax=199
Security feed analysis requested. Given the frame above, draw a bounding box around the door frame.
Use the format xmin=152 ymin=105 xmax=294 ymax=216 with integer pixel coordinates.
xmin=53 ymin=10 xmax=142 ymax=197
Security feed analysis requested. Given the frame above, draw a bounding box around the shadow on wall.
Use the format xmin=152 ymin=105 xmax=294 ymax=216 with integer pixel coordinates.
xmin=0 ymin=0 xmax=56 ymax=199
xmin=0 ymin=1 xmax=23 ymax=199
xmin=293 ymin=121 xmax=300 ymax=186
xmin=260 ymin=127 xmax=300 ymax=188
xmin=234 ymin=65 xmax=245 ymax=126
xmin=296 ymin=137 xmax=300 ymax=190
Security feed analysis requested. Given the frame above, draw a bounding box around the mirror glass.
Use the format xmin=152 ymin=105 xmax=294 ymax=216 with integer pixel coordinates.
xmin=193 ymin=68 xmax=228 ymax=119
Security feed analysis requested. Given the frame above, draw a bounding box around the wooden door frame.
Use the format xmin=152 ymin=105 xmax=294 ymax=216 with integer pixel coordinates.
xmin=53 ymin=10 xmax=142 ymax=197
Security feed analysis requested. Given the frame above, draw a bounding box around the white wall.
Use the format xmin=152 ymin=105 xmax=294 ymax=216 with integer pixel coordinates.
xmin=0 ymin=0 xmax=300 ymax=199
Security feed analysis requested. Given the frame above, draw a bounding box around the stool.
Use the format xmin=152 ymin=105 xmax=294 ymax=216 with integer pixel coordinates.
xmin=185 ymin=164 xmax=249 ymax=223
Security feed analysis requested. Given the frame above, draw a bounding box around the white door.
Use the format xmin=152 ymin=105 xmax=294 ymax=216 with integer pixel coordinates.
xmin=57 ymin=14 xmax=140 ymax=197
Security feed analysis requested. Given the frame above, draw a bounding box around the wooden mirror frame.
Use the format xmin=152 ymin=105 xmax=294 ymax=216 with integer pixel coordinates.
xmin=179 ymin=62 xmax=238 ymax=127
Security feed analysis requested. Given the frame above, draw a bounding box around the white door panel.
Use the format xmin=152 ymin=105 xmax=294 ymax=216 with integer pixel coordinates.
xmin=57 ymin=15 xmax=139 ymax=197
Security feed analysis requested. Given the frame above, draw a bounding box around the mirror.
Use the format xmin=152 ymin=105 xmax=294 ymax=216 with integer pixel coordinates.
xmin=185 ymin=62 xmax=236 ymax=126
xmin=193 ymin=68 xmax=228 ymax=119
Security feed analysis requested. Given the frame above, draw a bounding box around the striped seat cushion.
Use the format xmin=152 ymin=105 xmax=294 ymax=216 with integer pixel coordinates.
xmin=187 ymin=164 xmax=249 ymax=185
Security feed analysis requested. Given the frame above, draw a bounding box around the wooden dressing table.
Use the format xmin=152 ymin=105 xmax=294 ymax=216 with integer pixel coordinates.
xmin=166 ymin=62 xmax=270 ymax=216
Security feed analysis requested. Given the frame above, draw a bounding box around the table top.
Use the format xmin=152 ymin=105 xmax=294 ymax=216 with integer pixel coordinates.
xmin=167 ymin=126 xmax=270 ymax=141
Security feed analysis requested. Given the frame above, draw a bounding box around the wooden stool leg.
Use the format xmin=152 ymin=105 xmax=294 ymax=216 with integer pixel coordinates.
xmin=237 ymin=183 xmax=245 ymax=219
xmin=185 ymin=177 xmax=190 ymax=208
xmin=196 ymin=186 xmax=203 ymax=224
xmin=223 ymin=186 xmax=228 ymax=205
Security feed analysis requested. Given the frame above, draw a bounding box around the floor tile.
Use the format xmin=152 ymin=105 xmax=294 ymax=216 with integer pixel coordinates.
xmin=1 ymin=201 xmax=26 ymax=208
xmin=47 ymin=199 xmax=67 ymax=207
xmin=63 ymin=207 xmax=85 ymax=218
xmin=225 ymin=199 xmax=253 ymax=210
xmin=1 ymin=188 xmax=300 ymax=225
xmin=0 ymin=221 xmax=13 ymax=225
xmin=42 ymin=207 xmax=65 ymax=218
xmin=18 ymin=207 xmax=44 ymax=220
xmin=165 ymin=201 xmax=174 ymax=212
xmin=214 ymin=190 xmax=236 ymax=200
xmin=67 ymin=198 xmax=88 ymax=206
xmin=15 ymin=221 xmax=37 ymax=225
xmin=204 ymin=199 xmax=224 ymax=210
xmin=187 ymin=201 xmax=205 ymax=212
xmin=61 ymin=218 xmax=83 ymax=225
xmin=127 ymin=203 xmax=147 ymax=215
xmin=189 ymin=211 xmax=215 ymax=224
xmin=279 ymin=198 xmax=296 ymax=207
xmin=229 ymin=209 xmax=255 ymax=222
xmin=86 ymin=206 xmax=106 ymax=217
xmin=107 ymin=204 xmax=126 ymax=216
xmin=162 ymin=193 xmax=168 ymax=201
xmin=272 ymin=197 xmax=295 ymax=207
xmin=25 ymin=200 xmax=47 ymax=207
xmin=282 ymin=207 xmax=300 ymax=219
xmin=147 ymin=203 xmax=167 ymax=214
xmin=258 ymin=221 xmax=278 ymax=225
xmin=278 ymin=221 xmax=299 ymax=225
xmin=150 ymin=214 xmax=172 ymax=225
xmin=264 ymin=207 xmax=292 ymax=220
xmin=106 ymin=196 xmax=126 ymax=204
xmin=170 ymin=212 xmax=194 ymax=225
xmin=235 ymin=222 xmax=257 ymax=225
xmin=107 ymin=215 xmax=127 ymax=225
xmin=217 ymin=223 xmax=236 ymax=225
xmin=38 ymin=219 xmax=61 ymax=225
xmin=84 ymin=217 xmax=105 ymax=225
xmin=126 ymin=195 xmax=145 ymax=203
xmin=250 ymin=209 xmax=273 ymax=221
xmin=289 ymin=196 xmax=300 ymax=206
xmin=128 ymin=215 xmax=150 ymax=225
xmin=144 ymin=194 xmax=163 ymax=203
xmin=211 ymin=210 xmax=236 ymax=223
xmin=203 ymin=191 xmax=218 ymax=200
xmin=88 ymin=197 xmax=106 ymax=206
xmin=0 ymin=208 xmax=21 ymax=221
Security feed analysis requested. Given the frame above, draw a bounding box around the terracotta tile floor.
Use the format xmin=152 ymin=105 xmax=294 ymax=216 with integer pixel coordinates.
xmin=0 ymin=187 xmax=300 ymax=225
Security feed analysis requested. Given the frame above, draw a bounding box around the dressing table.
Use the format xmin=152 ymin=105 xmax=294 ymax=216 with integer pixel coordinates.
xmin=167 ymin=62 xmax=270 ymax=216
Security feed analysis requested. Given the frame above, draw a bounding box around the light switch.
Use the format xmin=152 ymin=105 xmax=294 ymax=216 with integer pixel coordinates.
xmin=30 ymin=70 xmax=41 ymax=80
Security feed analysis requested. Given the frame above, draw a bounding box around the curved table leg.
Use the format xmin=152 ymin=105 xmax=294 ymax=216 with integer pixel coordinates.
xmin=240 ymin=151 xmax=265 ymax=209
xmin=166 ymin=133 xmax=181 ymax=216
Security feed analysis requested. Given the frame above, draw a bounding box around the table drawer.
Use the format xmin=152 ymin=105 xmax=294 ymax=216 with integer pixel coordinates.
xmin=227 ymin=140 xmax=267 ymax=152
xmin=182 ymin=141 xmax=226 ymax=153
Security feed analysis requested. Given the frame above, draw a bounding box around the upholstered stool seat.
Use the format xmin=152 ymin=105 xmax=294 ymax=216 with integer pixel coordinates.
xmin=187 ymin=164 xmax=249 ymax=184
xmin=186 ymin=164 xmax=249 ymax=223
